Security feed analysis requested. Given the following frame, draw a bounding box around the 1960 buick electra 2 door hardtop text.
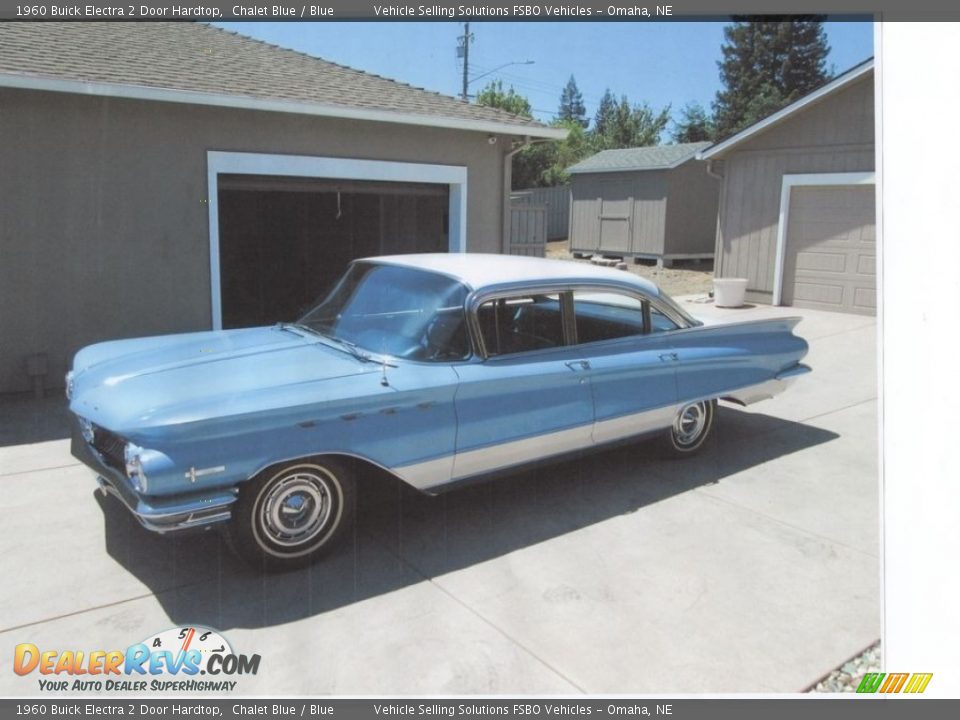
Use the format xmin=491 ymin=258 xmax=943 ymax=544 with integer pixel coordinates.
xmin=67 ymin=254 xmax=810 ymax=570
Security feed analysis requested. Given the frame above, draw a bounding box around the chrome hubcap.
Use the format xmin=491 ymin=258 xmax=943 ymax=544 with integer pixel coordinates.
xmin=260 ymin=472 xmax=333 ymax=547
xmin=674 ymin=402 xmax=708 ymax=446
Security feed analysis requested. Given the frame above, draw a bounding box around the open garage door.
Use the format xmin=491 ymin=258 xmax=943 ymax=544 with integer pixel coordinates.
xmin=217 ymin=175 xmax=449 ymax=329
xmin=781 ymin=184 xmax=876 ymax=315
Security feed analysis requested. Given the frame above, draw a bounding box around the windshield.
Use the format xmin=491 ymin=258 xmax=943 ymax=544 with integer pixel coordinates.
xmin=297 ymin=262 xmax=471 ymax=361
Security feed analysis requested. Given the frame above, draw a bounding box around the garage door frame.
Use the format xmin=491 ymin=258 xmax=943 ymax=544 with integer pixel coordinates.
xmin=206 ymin=150 xmax=468 ymax=330
xmin=773 ymin=172 xmax=876 ymax=306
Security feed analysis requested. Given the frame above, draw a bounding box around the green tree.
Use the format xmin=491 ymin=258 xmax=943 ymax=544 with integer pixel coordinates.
xmin=592 ymin=89 xmax=618 ymax=140
xmin=593 ymin=94 xmax=670 ymax=150
xmin=558 ymin=75 xmax=588 ymax=128
xmin=514 ymin=119 xmax=593 ymax=188
xmin=474 ymin=81 xmax=552 ymax=188
xmin=713 ymin=18 xmax=830 ymax=138
xmin=474 ymin=79 xmax=532 ymax=118
xmin=542 ymin=120 xmax=592 ymax=185
xmin=512 ymin=141 xmax=551 ymax=189
xmin=671 ymin=102 xmax=715 ymax=143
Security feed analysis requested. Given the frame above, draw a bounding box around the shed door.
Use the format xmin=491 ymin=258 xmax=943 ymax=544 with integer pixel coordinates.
xmin=598 ymin=181 xmax=632 ymax=253
xmin=781 ymin=185 xmax=876 ymax=315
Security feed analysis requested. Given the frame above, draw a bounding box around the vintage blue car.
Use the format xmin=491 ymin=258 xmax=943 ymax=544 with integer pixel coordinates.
xmin=68 ymin=254 xmax=810 ymax=570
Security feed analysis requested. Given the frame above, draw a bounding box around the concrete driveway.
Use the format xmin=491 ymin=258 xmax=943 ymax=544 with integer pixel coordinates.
xmin=0 ymin=300 xmax=878 ymax=695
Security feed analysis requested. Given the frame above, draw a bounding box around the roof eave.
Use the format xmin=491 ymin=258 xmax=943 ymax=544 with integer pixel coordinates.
xmin=568 ymin=153 xmax=700 ymax=175
xmin=0 ymin=71 xmax=567 ymax=139
xmin=697 ymin=59 xmax=875 ymax=161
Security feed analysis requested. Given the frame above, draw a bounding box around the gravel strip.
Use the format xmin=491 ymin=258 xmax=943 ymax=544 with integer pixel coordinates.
xmin=809 ymin=641 xmax=881 ymax=693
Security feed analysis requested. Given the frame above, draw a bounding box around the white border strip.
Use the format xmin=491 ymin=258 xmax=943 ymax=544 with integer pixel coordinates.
xmin=699 ymin=60 xmax=874 ymax=161
xmin=0 ymin=72 xmax=566 ymax=140
xmin=772 ymin=172 xmax=876 ymax=306
xmin=206 ymin=151 xmax=468 ymax=330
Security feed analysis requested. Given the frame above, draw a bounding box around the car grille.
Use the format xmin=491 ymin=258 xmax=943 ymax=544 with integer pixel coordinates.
xmin=92 ymin=425 xmax=126 ymax=474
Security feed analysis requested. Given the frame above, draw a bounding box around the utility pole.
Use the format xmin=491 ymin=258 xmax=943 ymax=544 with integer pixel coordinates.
xmin=458 ymin=22 xmax=472 ymax=101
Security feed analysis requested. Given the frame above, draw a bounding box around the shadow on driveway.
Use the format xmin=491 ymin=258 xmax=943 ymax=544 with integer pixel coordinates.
xmin=94 ymin=406 xmax=838 ymax=631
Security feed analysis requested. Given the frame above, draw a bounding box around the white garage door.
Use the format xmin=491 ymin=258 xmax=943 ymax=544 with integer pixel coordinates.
xmin=781 ymin=185 xmax=876 ymax=315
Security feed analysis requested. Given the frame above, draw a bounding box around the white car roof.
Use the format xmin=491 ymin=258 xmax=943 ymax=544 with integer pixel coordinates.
xmin=362 ymin=253 xmax=662 ymax=296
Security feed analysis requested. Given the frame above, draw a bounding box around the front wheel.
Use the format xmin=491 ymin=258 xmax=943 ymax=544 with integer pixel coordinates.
xmin=661 ymin=399 xmax=716 ymax=457
xmin=228 ymin=458 xmax=355 ymax=571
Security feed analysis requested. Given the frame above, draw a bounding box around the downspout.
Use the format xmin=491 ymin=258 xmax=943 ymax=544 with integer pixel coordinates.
xmin=705 ymin=158 xmax=725 ymax=279
xmin=705 ymin=159 xmax=724 ymax=181
xmin=502 ymin=135 xmax=532 ymax=253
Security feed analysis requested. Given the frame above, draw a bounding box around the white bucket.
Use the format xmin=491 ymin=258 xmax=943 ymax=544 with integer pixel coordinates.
xmin=713 ymin=278 xmax=748 ymax=308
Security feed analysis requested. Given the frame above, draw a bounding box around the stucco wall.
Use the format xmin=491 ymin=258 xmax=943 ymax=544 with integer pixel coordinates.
xmin=714 ymin=73 xmax=875 ymax=299
xmin=0 ymin=87 xmax=510 ymax=394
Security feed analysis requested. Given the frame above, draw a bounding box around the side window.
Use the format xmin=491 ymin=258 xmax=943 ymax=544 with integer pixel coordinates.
xmin=414 ymin=306 xmax=471 ymax=361
xmin=649 ymin=305 xmax=680 ymax=333
xmin=572 ymin=292 xmax=645 ymax=343
xmin=477 ymin=295 xmax=564 ymax=356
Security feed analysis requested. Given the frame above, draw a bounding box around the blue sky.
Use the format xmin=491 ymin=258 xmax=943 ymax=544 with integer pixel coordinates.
xmin=215 ymin=20 xmax=873 ymax=126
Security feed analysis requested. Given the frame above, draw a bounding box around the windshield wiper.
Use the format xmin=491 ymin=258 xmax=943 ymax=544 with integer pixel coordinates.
xmin=280 ymin=323 xmax=396 ymax=366
xmin=276 ymin=322 xmax=321 ymax=338
xmin=322 ymin=334 xmax=374 ymax=363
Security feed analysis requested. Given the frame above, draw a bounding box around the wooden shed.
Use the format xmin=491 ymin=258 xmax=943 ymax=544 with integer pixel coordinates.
xmin=568 ymin=142 xmax=719 ymax=267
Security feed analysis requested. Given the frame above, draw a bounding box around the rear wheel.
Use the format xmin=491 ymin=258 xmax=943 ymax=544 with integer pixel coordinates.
xmin=662 ymin=399 xmax=716 ymax=457
xmin=228 ymin=458 xmax=355 ymax=571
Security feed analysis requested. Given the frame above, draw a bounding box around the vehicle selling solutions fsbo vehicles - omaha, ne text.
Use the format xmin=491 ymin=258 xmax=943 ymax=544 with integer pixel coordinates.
xmin=67 ymin=254 xmax=810 ymax=570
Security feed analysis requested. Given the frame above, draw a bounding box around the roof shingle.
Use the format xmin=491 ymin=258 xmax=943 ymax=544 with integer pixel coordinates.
xmin=568 ymin=142 xmax=711 ymax=174
xmin=0 ymin=22 xmax=557 ymax=136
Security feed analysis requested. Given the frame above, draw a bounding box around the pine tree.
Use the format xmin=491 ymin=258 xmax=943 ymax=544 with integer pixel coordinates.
xmin=593 ymin=89 xmax=618 ymax=140
xmin=713 ymin=18 xmax=830 ymax=138
xmin=558 ymin=75 xmax=588 ymax=128
xmin=592 ymin=93 xmax=670 ymax=150
xmin=672 ymin=102 xmax=715 ymax=143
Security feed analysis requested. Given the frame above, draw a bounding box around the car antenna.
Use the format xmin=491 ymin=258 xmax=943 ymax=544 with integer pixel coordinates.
xmin=380 ymin=355 xmax=390 ymax=387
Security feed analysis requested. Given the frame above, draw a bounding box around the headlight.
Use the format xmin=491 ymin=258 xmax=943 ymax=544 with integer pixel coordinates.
xmin=65 ymin=371 xmax=74 ymax=400
xmin=124 ymin=443 xmax=148 ymax=494
xmin=78 ymin=417 xmax=95 ymax=444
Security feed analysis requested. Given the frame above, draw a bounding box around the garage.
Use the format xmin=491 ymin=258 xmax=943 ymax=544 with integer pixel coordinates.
xmin=217 ymin=175 xmax=449 ymax=328
xmin=0 ymin=22 xmax=565 ymax=395
xmin=699 ymin=59 xmax=875 ymax=312
xmin=206 ymin=151 xmax=471 ymax=332
xmin=781 ymin=184 xmax=876 ymax=315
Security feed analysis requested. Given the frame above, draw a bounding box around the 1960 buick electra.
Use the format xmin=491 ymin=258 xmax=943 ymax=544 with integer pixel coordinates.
xmin=67 ymin=254 xmax=810 ymax=570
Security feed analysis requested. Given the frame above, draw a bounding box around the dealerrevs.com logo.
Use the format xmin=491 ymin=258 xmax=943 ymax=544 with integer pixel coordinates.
xmin=13 ymin=626 xmax=260 ymax=693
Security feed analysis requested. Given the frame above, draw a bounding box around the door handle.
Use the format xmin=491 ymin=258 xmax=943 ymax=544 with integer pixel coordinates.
xmin=565 ymin=360 xmax=591 ymax=371
xmin=659 ymin=352 xmax=679 ymax=362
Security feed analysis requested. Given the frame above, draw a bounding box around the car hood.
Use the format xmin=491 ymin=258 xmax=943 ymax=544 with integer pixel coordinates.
xmin=70 ymin=326 xmax=379 ymax=433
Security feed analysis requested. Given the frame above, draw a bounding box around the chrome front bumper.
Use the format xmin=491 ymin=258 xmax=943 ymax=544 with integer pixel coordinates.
xmin=72 ymin=422 xmax=236 ymax=534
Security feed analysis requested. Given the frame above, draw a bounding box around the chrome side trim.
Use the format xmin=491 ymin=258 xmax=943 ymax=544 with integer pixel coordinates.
xmin=392 ymin=455 xmax=454 ymax=490
xmin=592 ymin=404 xmax=679 ymax=445
xmin=396 ymin=424 xmax=593 ymax=491
xmin=721 ymin=364 xmax=811 ymax=405
xmin=452 ymin=424 xmax=593 ymax=483
xmin=395 ymin=366 xmax=812 ymax=491
xmin=185 ymin=465 xmax=227 ymax=483
xmin=397 ymin=404 xmax=683 ymax=491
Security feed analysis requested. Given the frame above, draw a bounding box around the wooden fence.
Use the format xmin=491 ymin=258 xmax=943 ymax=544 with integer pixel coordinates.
xmin=507 ymin=204 xmax=547 ymax=257
xmin=510 ymin=185 xmax=571 ymax=240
